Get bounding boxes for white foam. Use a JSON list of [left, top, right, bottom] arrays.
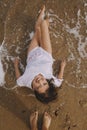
[[84, 12, 87, 24], [0, 59, 5, 86], [84, 3, 87, 7], [0, 44, 5, 86], [68, 52, 75, 61], [29, 31, 34, 40], [82, 84, 87, 88], [48, 8, 87, 88], [49, 8, 87, 60], [65, 9, 87, 59], [65, 80, 87, 88], [15, 46, 21, 54], [1, 4, 87, 89]]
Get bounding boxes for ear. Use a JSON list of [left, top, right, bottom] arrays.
[[32, 87, 37, 91], [32, 87, 34, 90]]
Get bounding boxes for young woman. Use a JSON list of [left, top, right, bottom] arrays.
[[14, 5, 66, 103]]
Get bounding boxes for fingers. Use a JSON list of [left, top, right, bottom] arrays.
[[13, 57, 19, 63]]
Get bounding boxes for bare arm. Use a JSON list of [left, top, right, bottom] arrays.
[[14, 58, 21, 79], [57, 59, 66, 79]]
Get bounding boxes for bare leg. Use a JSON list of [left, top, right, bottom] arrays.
[[35, 5, 45, 29], [27, 30, 39, 55], [30, 111, 38, 130], [40, 19, 52, 54], [42, 112, 51, 130], [27, 5, 45, 55], [36, 18, 49, 48]]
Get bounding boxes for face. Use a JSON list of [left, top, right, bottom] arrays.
[[32, 74, 49, 93]]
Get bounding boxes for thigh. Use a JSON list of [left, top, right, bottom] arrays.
[[40, 20, 52, 54], [27, 32, 39, 55]]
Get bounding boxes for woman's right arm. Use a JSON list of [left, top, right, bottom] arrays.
[[14, 58, 21, 79]]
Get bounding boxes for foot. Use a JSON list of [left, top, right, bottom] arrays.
[[42, 112, 51, 130], [45, 17, 49, 27], [30, 111, 38, 130], [35, 5, 45, 29]]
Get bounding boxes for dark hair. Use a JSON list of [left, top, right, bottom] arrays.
[[34, 79, 58, 103]]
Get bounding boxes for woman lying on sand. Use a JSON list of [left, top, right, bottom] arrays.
[[14, 5, 66, 103]]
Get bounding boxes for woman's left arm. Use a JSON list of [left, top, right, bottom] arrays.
[[57, 59, 66, 79], [14, 58, 21, 79]]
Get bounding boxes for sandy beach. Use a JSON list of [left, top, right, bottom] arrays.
[[0, 0, 87, 130]]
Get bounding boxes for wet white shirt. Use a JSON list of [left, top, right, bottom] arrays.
[[17, 47, 63, 88]]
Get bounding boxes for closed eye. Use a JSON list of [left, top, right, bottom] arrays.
[[43, 83, 48, 86]]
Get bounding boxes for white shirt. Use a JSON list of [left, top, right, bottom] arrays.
[[17, 47, 63, 88]]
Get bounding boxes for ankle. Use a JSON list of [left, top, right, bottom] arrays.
[[31, 128, 38, 130], [42, 125, 48, 130], [31, 125, 38, 130]]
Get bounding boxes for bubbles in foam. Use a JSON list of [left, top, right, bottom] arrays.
[[0, 42, 6, 86], [48, 5, 87, 88], [0, 1, 87, 89], [0, 58, 5, 86]]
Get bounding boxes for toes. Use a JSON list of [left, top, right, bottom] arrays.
[[42, 5, 45, 11], [30, 112, 35, 121], [44, 112, 51, 120], [38, 5, 45, 16], [44, 112, 48, 116], [43, 112, 51, 129], [41, 5, 45, 12], [45, 112, 50, 116], [30, 111, 38, 120], [30, 111, 38, 129], [34, 111, 38, 119]]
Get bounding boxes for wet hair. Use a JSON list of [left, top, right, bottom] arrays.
[[34, 78, 58, 104]]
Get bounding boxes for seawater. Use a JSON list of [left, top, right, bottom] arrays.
[[0, 0, 87, 89]]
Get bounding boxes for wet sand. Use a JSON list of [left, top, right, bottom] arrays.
[[0, 0, 87, 130]]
